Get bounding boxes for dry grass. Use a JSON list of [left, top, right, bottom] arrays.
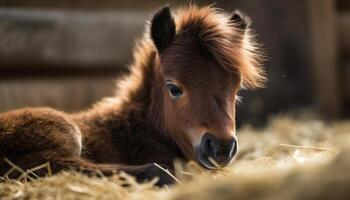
[[1, 114, 350, 200]]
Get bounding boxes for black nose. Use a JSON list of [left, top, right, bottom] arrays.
[[199, 132, 237, 167]]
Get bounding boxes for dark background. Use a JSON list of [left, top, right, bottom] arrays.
[[0, 0, 349, 127]]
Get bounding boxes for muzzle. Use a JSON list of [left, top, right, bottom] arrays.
[[195, 132, 237, 169]]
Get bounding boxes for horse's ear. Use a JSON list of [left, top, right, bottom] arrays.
[[230, 10, 251, 31], [151, 6, 176, 53]]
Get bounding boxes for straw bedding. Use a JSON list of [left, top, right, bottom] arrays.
[[1, 114, 350, 200]]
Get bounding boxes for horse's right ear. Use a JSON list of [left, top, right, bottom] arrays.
[[230, 10, 251, 32], [150, 6, 176, 53]]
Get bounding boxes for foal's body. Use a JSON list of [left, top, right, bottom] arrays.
[[0, 106, 179, 183], [0, 5, 265, 185]]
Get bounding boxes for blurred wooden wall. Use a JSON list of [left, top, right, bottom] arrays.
[[0, 0, 186, 113], [0, 7, 148, 112], [308, 0, 350, 118]]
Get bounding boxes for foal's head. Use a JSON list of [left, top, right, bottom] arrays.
[[149, 6, 265, 169]]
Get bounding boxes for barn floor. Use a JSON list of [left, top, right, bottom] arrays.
[[1, 114, 350, 200]]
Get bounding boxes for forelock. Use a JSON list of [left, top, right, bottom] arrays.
[[172, 5, 266, 89]]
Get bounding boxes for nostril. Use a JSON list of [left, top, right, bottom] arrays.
[[207, 139, 217, 156]]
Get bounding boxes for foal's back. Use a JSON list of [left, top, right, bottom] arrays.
[[0, 108, 82, 176]]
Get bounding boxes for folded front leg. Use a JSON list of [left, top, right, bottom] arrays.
[[51, 157, 175, 186]]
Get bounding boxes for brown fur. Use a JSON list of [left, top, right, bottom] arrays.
[[0, 5, 265, 185]]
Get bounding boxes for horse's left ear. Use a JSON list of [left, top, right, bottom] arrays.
[[230, 10, 251, 31], [151, 6, 176, 53]]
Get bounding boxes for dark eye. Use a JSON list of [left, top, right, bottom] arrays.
[[166, 82, 183, 99]]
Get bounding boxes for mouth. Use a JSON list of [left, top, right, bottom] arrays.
[[195, 150, 217, 169]]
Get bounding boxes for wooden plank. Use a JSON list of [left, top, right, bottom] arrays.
[[344, 62, 350, 103], [0, 9, 148, 69], [339, 13, 350, 57], [308, 0, 340, 118], [0, 75, 117, 112], [0, 0, 186, 10]]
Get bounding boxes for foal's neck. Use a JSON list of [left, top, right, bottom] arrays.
[[73, 49, 182, 166], [76, 50, 163, 130]]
